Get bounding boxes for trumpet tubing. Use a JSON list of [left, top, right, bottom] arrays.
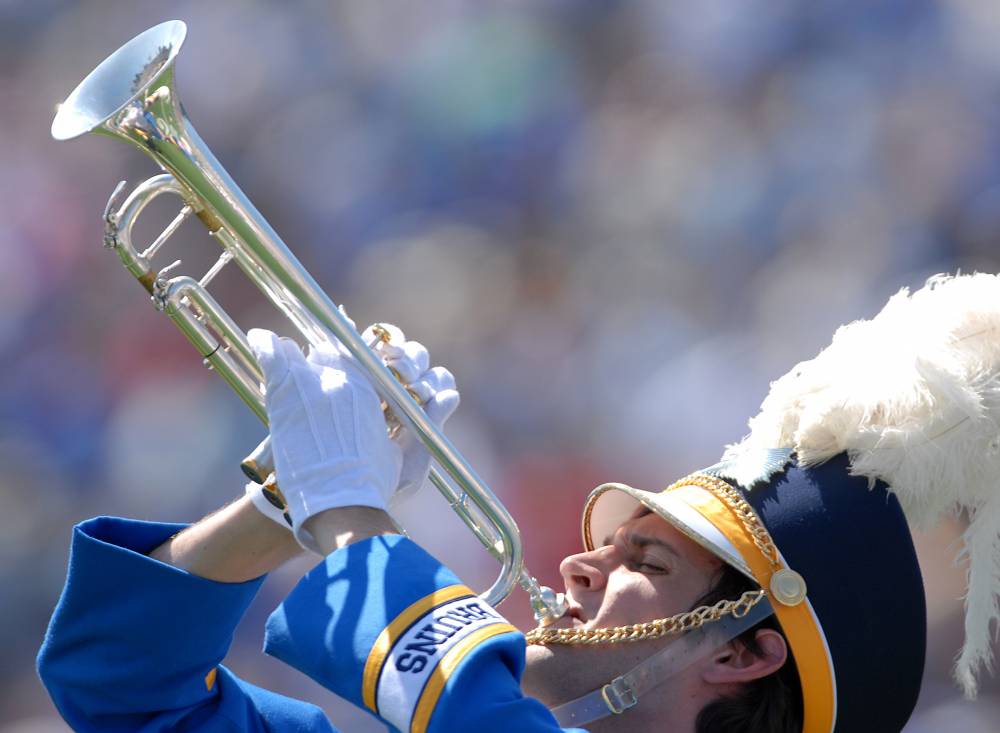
[[52, 20, 565, 624]]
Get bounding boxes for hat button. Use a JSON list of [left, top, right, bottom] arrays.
[[770, 568, 808, 606]]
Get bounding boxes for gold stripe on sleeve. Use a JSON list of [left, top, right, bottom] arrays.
[[410, 622, 520, 733], [362, 584, 475, 712]]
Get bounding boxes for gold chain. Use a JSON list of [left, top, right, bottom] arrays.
[[524, 589, 766, 646], [668, 473, 780, 567]]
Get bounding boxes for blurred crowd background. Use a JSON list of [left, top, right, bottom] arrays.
[[2, 0, 999, 730]]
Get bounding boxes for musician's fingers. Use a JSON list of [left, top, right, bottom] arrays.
[[385, 340, 430, 383], [362, 323, 405, 353], [426, 365, 456, 392], [424, 388, 460, 427], [248, 328, 305, 389], [303, 305, 361, 364], [406, 366, 456, 406]]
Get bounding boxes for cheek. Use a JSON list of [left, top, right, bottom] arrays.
[[596, 572, 670, 626]]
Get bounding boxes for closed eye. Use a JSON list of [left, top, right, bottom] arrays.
[[633, 560, 668, 574], [606, 520, 678, 575]]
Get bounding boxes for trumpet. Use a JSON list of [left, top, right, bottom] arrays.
[[52, 20, 566, 624]]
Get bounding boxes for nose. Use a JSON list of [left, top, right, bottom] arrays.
[[559, 546, 613, 594]]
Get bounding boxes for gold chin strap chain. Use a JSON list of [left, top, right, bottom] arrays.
[[524, 589, 766, 646]]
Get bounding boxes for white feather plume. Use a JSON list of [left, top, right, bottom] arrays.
[[723, 272, 1000, 698]]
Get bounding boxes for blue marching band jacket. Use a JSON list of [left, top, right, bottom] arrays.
[[38, 517, 585, 733]]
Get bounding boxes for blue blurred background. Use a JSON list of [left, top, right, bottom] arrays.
[[2, 1, 999, 730]]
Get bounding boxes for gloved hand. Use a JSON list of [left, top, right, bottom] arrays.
[[358, 323, 460, 502], [248, 328, 402, 552], [245, 322, 461, 534]]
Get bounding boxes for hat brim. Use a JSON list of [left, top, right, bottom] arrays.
[[583, 482, 757, 583]]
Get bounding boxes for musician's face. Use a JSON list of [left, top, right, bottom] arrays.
[[521, 508, 726, 718]]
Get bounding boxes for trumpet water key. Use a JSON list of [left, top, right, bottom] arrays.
[[52, 20, 566, 624]]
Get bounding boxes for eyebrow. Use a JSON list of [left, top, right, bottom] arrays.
[[625, 530, 683, 562], [602, 509, 683, 562]]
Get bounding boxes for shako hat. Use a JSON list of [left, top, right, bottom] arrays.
[[585, 273, 1000, 732]]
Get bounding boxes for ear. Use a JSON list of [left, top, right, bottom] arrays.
[[701, 629, 788, 685]]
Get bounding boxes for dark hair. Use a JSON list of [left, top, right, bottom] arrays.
[[692, 565, 804, 733]]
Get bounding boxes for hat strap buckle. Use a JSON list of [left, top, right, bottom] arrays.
[[600, 676, 638, 715], [550, 595, 775, 726]]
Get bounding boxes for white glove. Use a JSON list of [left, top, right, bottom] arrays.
[[358, 323, 460, 501], [248, 328, 402, 552]]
